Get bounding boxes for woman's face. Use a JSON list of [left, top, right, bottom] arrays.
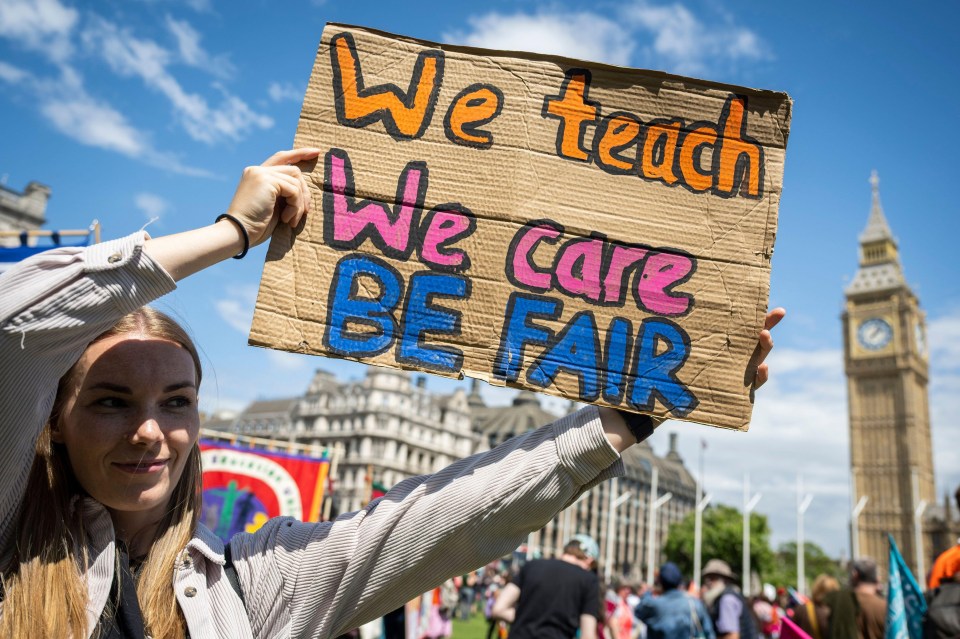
[[53, 333, 200, 529]]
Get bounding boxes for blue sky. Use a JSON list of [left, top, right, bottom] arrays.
[[1, 0, 958, 559]]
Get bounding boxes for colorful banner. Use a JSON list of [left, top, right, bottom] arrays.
[[200, 440, 330, 543], [885, 534, 927, 639]]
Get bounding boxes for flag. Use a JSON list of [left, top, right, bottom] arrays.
[[885, 533, 927, 639], [199, 440, 330, 543], [0, 230, 92, 274], [780, 615, 813, 639]]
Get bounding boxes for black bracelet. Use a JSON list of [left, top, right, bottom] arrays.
[[215, 213, 249, 260], [615, 409, 655, 444]]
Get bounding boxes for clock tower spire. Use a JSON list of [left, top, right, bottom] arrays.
[[843, 171, 934, 579]]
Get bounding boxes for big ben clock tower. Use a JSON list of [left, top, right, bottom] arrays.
[[843, 171, 935, 577]]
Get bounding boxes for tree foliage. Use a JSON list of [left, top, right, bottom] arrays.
[[663, 504, 774, 586], [765, 541, 846, 590]]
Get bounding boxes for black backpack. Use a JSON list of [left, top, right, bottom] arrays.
[[923, 581, 960, 639]]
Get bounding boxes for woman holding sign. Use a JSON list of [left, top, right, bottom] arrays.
[[0, 148, 783, 638]]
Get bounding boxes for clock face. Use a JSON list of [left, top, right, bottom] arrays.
[[857, 318, 893, 351]]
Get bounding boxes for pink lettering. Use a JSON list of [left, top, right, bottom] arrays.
[[636, 252, 694, 316], [555, 237, 604, 302], [420, 208, 473, 269], [602, 245, 648, 305], [512, 224, 561, 289], [327, 150, 425, 255]]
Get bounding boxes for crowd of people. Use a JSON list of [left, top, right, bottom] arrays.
[[414, 495, 960, 639]]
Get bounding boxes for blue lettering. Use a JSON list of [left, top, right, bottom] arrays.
[[528, 311, 601, 401], [602, 317, 632, 403], [493, 293, 561, 382], [398, 272, 469, 372], [324, 255, 402, 356], [628, 318, 698, 416]]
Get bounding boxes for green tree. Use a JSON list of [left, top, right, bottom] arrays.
[[764, 541, 846, 590], [663, 504, 774, 585]]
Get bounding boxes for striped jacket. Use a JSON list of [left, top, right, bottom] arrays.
[[0, 232, 624, 638]]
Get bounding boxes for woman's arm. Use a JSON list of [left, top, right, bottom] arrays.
[[143, 148, 318, 281], [0, 149, 317, 560]]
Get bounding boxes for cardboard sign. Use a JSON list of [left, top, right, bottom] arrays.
[[250, 23, 792, 430]]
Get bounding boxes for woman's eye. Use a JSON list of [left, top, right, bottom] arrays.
[[95, 397, 126, 409], [165, 396, 193, 409]]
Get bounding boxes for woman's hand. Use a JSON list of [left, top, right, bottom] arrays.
[[224, 148, 321, 247], [751, 306, 785, 390], [600, 307, 786, 451], [143, 148, 321, 282]]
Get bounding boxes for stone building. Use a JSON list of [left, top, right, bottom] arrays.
[[210, 368, 697, 581], [469, 383, 697, 581], [0, 177, 50, 246], [209, 366, 479, 515], [843, 171, 939, 578]]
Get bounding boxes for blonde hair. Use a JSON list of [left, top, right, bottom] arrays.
[[1, 308, 203, 639], [810, 574, 840, 605]]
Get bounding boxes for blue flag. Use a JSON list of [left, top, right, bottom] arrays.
[[885, 534, 927, 639]]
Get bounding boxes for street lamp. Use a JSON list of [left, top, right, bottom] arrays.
[[645, 467, 673, 585], [797, 476, 813, 596], [742, 473, 762, 596], [694, 489, 712, 590], [912, 468, 928, 582], [604, 479, 632, 584], [851, 496, 868, 560]]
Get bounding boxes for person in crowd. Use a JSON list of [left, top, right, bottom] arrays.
[[459, 570, 479, 620], [702, 559, 759, 639], [635, 562, 715, 639], [928, 486, 960, 591], [824, 559, 885, 639], [792, 574, 840, 639], [753, 584, 781, 639], [605, 580, 638, 639], [0, 147, 784, 638], [492, 535, 602, 639]]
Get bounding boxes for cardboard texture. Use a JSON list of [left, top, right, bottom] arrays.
[[250, 23, 792, 430]]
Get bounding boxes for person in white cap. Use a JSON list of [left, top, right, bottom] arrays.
[[492, 535, 602, 639]]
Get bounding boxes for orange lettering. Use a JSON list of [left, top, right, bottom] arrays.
[[639, 121, 681, 185], [594, 112, 642, 174], [444, 83, 504, 149], [542, 69, 600, 162], [678, 125, 718, 192], [716, 97, 763, 197], [330, 32, 443, 140]]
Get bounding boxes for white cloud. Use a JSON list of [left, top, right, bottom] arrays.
[[445, 12, 634, 66], [623, 1, 768, 74], [24, 66, 213, 176], [268, 81, 303, 103], [448, 2, 769, 76], [165, 15, 234, 79], [215, 284, 258, 334], [81, 16, 272, 144], [0, 0, 78, 62], [0, 60, 29, 83], [134, 192, 169, 222], [41, 92, 147, 157], [267, 349, 310, 371]]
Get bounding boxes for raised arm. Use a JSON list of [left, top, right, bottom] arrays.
[[143, 148, 318, 281], [0, 149, 318, 558]]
